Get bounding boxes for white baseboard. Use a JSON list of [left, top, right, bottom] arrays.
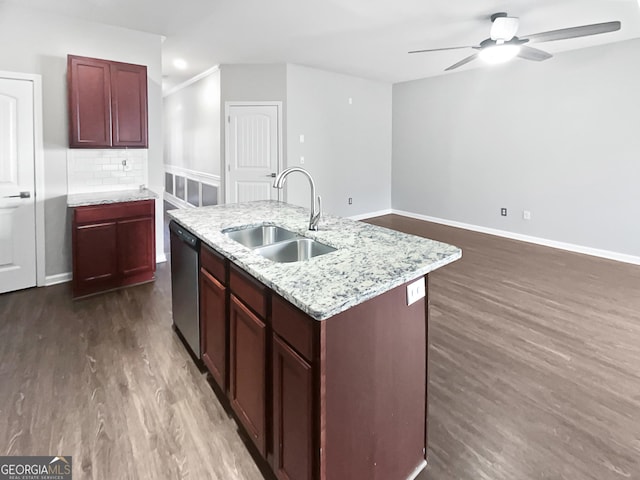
[[348, 209, 393, 221], [45, 272, 72, 286], [391, 209, 640, 266]]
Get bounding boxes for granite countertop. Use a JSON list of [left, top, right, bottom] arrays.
[[67, 188, 158, 207], [168, 201, 462, 321]]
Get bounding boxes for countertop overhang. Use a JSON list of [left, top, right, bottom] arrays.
[[67, 188, 158, 208], [168, 201, 462, 321]]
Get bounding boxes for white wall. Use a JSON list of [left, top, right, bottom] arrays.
[[392, 39, 640, 258], [0, 4, 163, 277], [219, 64, 288, 201], [172, 63, 393, 217], [286, 64, 392, 217], [164, 69, 221, 176]]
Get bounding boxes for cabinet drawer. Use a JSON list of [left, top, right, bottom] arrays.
[[230, 265, 267, 318], [201, 244, 226, 284], [74, 199, 154, 224], [272, 294, 314, 362]]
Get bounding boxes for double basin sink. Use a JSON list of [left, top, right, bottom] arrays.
[[223, 225, 336, 263]]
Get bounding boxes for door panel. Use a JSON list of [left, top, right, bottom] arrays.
[[67, 56, 112, 147], [272, 335, 313, 480], [117, 216, 155, 277], [0, 94, 17, 185], [73, 222, 118, 295], [229, 294, 266, 455], [0, 77, 36, 293], [200, 268, 227, 389], [235, 182, 273, 204], [110, 63, 148, 147], [226, 105, 280, 203]]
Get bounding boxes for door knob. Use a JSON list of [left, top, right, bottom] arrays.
[[3, 191, 30, 199]]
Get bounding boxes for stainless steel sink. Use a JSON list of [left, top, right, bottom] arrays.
[[223, 224, 337, 262], [254, 238, 337, 263], [223, 225, 300, 248]]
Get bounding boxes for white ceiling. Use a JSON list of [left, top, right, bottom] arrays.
[[8, 0, 640, 87]]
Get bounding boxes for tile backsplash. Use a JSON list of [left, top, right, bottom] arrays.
[[67, 149, 148, 194]]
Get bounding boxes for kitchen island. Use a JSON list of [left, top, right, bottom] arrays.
[[168, 200, 461, 480]]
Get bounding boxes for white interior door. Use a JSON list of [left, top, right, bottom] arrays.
[[225, 104, 281, 203], [0, 77, 36, 293]]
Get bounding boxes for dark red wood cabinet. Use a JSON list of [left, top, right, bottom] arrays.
[[272, 334, 313, 480], [68, 54, 148, 148], [229, 293, 267, 456], [189, 241, 429, 480], [199, 245, 227, 389], [74, 221, 118, 291], [72, 200, 155, 297]]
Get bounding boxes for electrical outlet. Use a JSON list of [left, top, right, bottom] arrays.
[[122, 159, 132, 172], [523, 210, 531, 220], [501, 208, 507, 216], [299, 134, 305, 143], [300, 156, 305, 165], [348, 197, 353, 205], [407, 278, 426, 306]]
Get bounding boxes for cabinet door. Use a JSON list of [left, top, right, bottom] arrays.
[[68, 56, 112, 147], [73, 221, 118, 296], [110, 62, 148, 147], [229, 294, 266, 455], [117, 216, 155, 281], [272, 335, 313, 480], [200, 268, 227, 389]]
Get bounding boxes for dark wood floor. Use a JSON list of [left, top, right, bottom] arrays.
[[1, 214, 639, 480], [367, 216, 640, 480]]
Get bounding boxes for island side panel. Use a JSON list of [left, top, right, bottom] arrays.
[[323, 278, 428, 480], [316, 320, 327, 480], [425, 274, 430, 461]]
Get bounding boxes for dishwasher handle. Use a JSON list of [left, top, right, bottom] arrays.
[[169, 221, 199, 249]]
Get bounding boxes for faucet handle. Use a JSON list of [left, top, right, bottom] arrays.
[[309, 195, 322, 231], [310, 195, 322, 230]]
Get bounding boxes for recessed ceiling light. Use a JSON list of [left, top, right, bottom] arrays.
[[173, 58, 188, 70]]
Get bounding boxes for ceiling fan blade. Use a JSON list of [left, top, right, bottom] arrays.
[[517, 45, 553, 62], [491, 16, 519, 41], [445, 53, 478, 71], [409, 46, 473, 54], [523, 21, 621, 43]]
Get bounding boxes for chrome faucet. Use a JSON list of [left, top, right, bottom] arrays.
[[273, 167, 322, 231]]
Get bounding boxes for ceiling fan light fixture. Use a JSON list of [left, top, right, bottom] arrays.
[[478, 44, 521, 64]]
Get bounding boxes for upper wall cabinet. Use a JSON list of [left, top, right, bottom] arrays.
[[67, 55, 148, 148]]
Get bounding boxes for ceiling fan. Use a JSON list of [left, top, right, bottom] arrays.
[[409, 13, 621, 71]]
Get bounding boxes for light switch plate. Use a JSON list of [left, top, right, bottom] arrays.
[[407, 277, 425, 306]]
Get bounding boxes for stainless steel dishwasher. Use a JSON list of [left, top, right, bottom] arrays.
[[169, 220, 200, 358]]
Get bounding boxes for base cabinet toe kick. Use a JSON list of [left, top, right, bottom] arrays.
[[173, 240, 431, 480]]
